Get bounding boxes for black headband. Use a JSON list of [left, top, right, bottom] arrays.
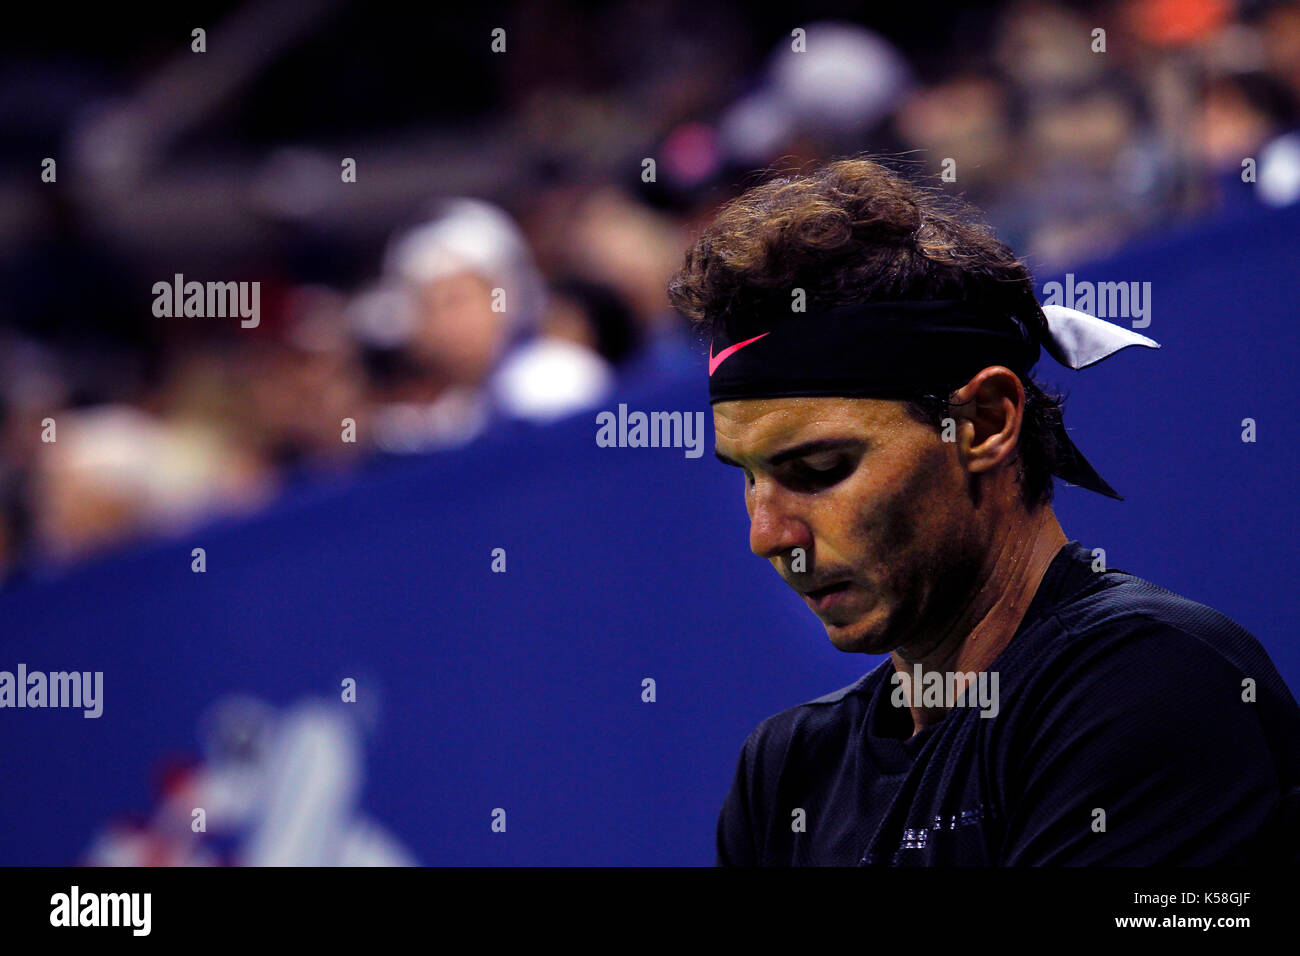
[[706, 298, 1162, 500], [707, 299, 1039, 402]]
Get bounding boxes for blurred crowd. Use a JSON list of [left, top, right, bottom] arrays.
[[2, 0, 1298, 579]]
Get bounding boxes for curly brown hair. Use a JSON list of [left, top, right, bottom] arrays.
[[667, 156, 1065, 508]]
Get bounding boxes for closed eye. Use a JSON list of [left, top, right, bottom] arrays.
[[801, 456, 843, 473], [786, 456, 852, 489]]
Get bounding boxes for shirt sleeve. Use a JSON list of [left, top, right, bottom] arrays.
[[716, 734, 759, 867], [996, 621, 1286, 865]]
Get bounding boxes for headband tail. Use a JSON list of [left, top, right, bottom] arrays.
[[1039, 304, 1160, 370], [1049, 424, 1123, 500]]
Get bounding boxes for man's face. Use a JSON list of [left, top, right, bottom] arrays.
[[713, 396, 988, 654], [411, 270, 505, 385]]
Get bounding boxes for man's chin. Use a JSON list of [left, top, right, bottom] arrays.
[[821, 610, 893, 654]]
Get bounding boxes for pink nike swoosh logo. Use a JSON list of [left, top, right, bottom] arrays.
[[708, 333, 770, 376]]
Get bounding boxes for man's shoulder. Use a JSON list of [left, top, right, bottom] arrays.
[[1062, 558, 1234, 625], [741, 662, 887, 757], [1010, 560, 1300, 738], [1047, 560, 1270, 672]]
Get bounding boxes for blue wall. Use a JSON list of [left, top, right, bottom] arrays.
[[2, 205, 1297, 865]]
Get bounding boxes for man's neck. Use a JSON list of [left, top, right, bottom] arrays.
[[892, 506, 1068, 737]]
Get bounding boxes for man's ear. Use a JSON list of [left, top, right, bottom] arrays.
[[950, 367, 1024, 478]]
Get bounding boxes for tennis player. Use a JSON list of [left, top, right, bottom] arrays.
[[668, 157, 1300, 865]]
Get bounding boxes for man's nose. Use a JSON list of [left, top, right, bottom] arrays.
[[748, 485, 812, 560]]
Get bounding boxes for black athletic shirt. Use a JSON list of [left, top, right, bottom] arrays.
[[716, 540, 1300, 865]]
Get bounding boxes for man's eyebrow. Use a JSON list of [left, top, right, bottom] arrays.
[[713, 438, 865, 468]]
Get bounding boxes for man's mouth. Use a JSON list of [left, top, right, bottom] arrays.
[[802, 581, 849, 598], [801, 580, 852, 611]]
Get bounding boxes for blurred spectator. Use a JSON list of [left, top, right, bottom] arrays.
[[541, 276, 642, 368], [362, 198, 612, 453], [530, 185, 698, 380], [1195, 71, 1300, 208], [30, 405, 272, 564]]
